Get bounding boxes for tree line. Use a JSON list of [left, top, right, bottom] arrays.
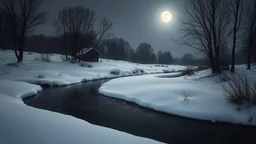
[[23, 35, 179, 65], [0, 0, 177, 65], [181, 0, 256, 73], [0, 0, 112, 62]]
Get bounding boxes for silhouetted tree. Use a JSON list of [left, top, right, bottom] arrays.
[[0, 8, 12, 49], [94, 18, 113, 48], [25, 34, 64, 54], [54, 6, 96, 60], [157, 51, 163, 64], [98, 37, 135, 61], [229, 0, 245, 73], [157, 51, 173, 64], [245, 0, 256, 70], [136, 43, 154, 64], [1, 0, 47, 62], [181, 0, 230, 73]]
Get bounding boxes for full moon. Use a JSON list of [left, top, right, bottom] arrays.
[[161, 11, 172, 23]]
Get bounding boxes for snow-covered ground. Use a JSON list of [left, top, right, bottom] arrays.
[[99, 67, 256, 126], [0, 50, 190, 144], [0, 81, 162, 144], [0, 50, 186, 86]]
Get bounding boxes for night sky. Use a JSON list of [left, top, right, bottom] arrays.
[[38, 0, 193, 57]]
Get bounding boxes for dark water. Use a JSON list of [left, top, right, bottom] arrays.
[[23, 79, 256, 144]]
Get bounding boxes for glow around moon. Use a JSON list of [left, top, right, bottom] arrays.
[[161, 11, 172, 23]]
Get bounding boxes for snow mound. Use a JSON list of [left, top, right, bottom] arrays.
[[99, 70, 256, 126], [0, 81, 162, 144]]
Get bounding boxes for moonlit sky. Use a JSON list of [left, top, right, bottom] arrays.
[[38, 0, 194, 57]]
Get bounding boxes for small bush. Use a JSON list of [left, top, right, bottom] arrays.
[[196, 65, 209, 71], [182, 67, 195, 76], [36, 74, 45, 79], [110, 69, 120, 75], [183, 93, 192, 101], [133, 68, 144, 74], [28, 52, 33, 55], [218, 70, 256, 107], [6, 63, 19, 67], [162, 69, 171, 73], [219, 74, 231, 83], [80, 63, 92, 68]]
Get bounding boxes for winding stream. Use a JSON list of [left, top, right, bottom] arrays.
[[23, 78, 256, 144]]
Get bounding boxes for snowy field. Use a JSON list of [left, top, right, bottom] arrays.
[[99, 68, 256, 126], [0, 50, 170, 144], [0, 50, 186, 86], [0, 81, 162, 144]]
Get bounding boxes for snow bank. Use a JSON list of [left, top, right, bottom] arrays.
[[0, 81, 162, 144], [99, 70, 256, 126], [0, 50, 186, 86]]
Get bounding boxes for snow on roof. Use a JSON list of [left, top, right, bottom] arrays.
[[77, 48, 101, 56]]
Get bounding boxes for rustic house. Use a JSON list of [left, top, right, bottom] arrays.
[[77, 48, 101, 62]]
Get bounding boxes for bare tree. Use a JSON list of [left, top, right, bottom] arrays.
[[94, 18, 113, 48], [246, 0, 256, 70], [136, 43, 154, 64], [0, 8, 11, 49], [1, 0, 47, 62], [180, 0, 230, 73], [54, 6, 96, 60], [229, 0, 244, 73]]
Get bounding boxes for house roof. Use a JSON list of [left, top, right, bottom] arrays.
[[77, 48, 101, 56]]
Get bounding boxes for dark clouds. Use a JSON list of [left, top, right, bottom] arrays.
[[37, 0, 194, 57]]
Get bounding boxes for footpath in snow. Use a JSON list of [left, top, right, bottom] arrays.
[[99, 68, 256, 126]]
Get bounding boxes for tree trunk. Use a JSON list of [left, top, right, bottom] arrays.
[[17, 49, 23, 63], [209, 56, 216, 73], [247, 35, 253, 70], [231, 16, 238, 73], [17, 31, 25, 63], [63, 32, 68, 60], [231, 39, 236, 73]]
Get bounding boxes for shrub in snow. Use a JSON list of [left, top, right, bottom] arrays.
[[6, 63, 19, 67], [80, 63, 93, 68], [28, 52, 33, 55], [218, 70, 256, 107], [162, 69, 171, 73], [133, 68, 144, 75], [183, 93, 192, 101], [219, 74, 231, 83], [181, 67, 195, 76], [196, 65, 209, 71], [36, 74, 45, 79], [110, 69, 120, 75]]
